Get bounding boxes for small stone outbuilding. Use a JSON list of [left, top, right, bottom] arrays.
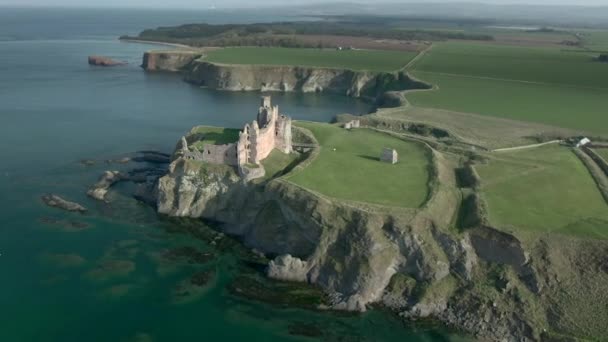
[[576, 137, 591, 148], [381, 148, 398, 164], [344, 119, 361, 130]]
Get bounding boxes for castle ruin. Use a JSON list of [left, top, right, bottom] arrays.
[[180, 96, 292, 180]]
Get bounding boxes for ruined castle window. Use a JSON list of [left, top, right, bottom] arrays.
[[207, 150, 211, 154]]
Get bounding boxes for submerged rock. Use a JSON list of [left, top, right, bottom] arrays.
[[39, 252, 87, 268], [41, 194, 87, 213], [84, 260, 136, 282], [39, 217, 90, 232], [170, 270, 215, 304]]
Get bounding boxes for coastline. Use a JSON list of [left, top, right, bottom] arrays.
[[119, 38, 195, 50]]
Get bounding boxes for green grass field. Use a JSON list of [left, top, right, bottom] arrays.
[[190, 126, 240, 149], [407, 42, 608, 134], [412, 42, 608, 88], [287, 122, 430, 207], [205, 47, 417, 72], [261, 149, 299, 180], [594, 148, 608, 161], [476, 145, 608, 239], [581, 30, 608, 51], [407, 72, 608, 134]]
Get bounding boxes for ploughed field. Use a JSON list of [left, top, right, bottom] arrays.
[[407, 42, 608, 134], [287, 122, 430, 208], [204, 47, 417, 72], [475, 145, 608, 239]]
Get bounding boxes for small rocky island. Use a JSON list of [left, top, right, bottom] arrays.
[[88, 55, 127, 67]]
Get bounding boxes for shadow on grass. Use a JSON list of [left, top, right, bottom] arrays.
[[358, 154, 380, 162]]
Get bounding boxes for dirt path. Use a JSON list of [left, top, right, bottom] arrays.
[[410, 70, 608, 92], [404, 44, 433, 70], [492, 140, 562, 153]]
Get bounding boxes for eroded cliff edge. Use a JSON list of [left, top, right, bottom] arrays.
[[155, 124, 608, 341], [142, 50, 431, 107]]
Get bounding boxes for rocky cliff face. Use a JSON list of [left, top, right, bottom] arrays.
[[184, 61, 429, 105], [140, 51, 430, 106], [157, 144, 608, 340], [142, 51, 202, 72]]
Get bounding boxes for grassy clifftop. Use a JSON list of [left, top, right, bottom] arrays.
[[204, 47, 418, 72], [287, 122, 431, 208]]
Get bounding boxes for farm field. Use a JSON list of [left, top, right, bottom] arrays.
[[287, 122, 430, 207], [406, 72, 608, 134], [411, 42, 608, 88], [580, 30, 608, 51], [475, 145, 608, 239], [204, 47, 418, 72], [406, 42, 608, 134]]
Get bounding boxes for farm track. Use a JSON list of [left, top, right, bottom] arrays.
[[403, 44, 434, 70], [492, 140, 562, 152], [409, 70, 608, 91]]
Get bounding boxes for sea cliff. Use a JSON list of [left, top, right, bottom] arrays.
[[142, 51, 431, 106]]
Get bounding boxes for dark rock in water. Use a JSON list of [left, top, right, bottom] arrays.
[[227, 275, 328, 310], [161, 246, 215, 265], [80, 159, 96, 167], [87, 171, 125, 202], [132, 152, 171, 164], [171, 270, 216, 304], [41, 194, 87, 213], [190, 270, 215, 286], [287, 322, 324, 338], [105, 157, 131, 164], [88, 55, 127, 67], [137, 150, 171, 157], [84, 260, 136, 282]]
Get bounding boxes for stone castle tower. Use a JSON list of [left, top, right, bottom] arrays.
[[237, 96, 292, 166]]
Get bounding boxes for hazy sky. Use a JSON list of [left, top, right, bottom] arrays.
[[2, 0, 608, 8]]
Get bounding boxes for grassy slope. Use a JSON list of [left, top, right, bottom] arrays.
[[476, 145, 608, 239], [407, 42, 608, 134], [408, 72, 608, 134], [261, 149, 299, 180], [205, 47, 417, 72], [288, 122, 430, 207], [190, 126, 240, 148], [594, 148, 608, 161]]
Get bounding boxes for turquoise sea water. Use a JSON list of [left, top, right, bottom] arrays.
[[0, 8, 467, 341]]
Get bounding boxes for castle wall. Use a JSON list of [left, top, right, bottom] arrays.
[[250, 119, 277, 164], [275, 115, 293, 153], [201, 143, 238, 166]]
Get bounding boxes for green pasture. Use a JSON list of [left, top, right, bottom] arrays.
[[580, 30, 608, 51], [261, 149, 299, 180], [405, 42, 608, 134], [407, 72, 608, 135], [476, 145, 608, 239], [411, 42, 608, 88], [287, 122, 431, 207], [190, 126, 240, 149], [205, 47, 417, 72]]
